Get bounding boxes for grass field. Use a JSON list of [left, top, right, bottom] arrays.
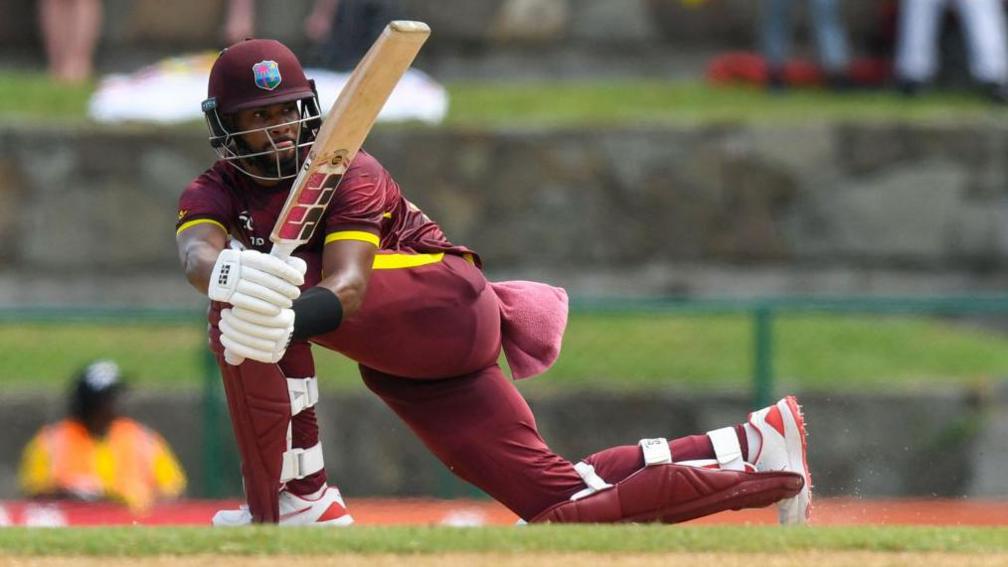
[[444, 80, 1006, 126], [0, 525, 1005, 555], [1, 70, 1005, 126], [2, 312, 1007, 392]]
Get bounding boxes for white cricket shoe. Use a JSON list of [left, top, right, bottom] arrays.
[[212, 485, 354, 526], [748, 395, 812, 525]]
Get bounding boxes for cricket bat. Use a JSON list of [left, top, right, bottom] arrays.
[[224, 21, 429, 365], [270, 20, 431, 258]]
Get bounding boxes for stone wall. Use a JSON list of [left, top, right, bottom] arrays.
[[0, 388, 1002, 500], [2, 122, 1008, 307]]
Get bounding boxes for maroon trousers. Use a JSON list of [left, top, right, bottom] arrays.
[[312, 253, 720, 520], [212, 252, 726, 521]]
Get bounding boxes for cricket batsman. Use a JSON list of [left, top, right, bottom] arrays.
[[175, 37, 812, 525]]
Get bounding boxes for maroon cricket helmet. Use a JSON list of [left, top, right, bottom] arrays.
[[207, 38, 315, 113], [201, 39, 323, 181]]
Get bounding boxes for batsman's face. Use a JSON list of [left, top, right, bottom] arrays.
[[234, 102, 301, 163]]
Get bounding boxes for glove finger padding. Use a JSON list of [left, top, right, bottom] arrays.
[[240, 250, 305, 286], [228, 292, 283, 316], [228, 306, 295, 328], [239, 266, 301, 301], [234, 278, 294, 308], [284, 256, 308, 279], [220, 316, 283, 353], [223, 348, 245, 366], [221, 334, 281, 364], [222, 308, 294, 341]]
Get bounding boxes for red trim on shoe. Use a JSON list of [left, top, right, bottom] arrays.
[[765, 405, 786, 437], [316, 502, 349, 523], [784, 395, 812, 520]]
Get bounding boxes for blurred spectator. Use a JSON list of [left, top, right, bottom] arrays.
[[223, 0, 255, 45], [895, 0, 1008, 102], [304, 0, 400, 71], [223, 0, 399, 70], [17, 360, 186, 512], [760, 0, 852, 89], [38, 0, 102, 83]]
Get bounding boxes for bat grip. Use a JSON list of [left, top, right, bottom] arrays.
[[270, 241, 298, 260]]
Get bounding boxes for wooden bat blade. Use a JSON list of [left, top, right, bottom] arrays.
[[270, 20, 431, 255]]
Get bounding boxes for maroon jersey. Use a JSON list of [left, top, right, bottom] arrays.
[[176, 150, 478, 285]]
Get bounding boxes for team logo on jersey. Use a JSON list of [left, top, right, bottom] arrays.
[[238, 210, 254, 232], [252, 60, 282, 91]]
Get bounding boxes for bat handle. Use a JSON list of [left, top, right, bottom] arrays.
[[270, 241, 298, 260]]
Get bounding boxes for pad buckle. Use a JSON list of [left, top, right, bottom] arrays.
[[280, 442, 324, 482], [569, 461, 613, 501], [639, 438, 673, 466], [287, 377, 319, 416], [707, 427, 746, 472]]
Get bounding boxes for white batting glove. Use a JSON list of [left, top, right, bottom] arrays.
[[208, 249, 307, 315], [220, 306, 295, 365]]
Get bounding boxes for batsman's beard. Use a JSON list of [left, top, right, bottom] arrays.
[[239, 140, 302, 180]]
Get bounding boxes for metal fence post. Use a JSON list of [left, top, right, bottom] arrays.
[[753, 306, 775, 408], [201, 347, 224, 498]]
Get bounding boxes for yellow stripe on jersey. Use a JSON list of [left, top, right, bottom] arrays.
[[382, 212, 392, 219], [176, 218, 227, 237], [372, 252, 444, 270], [325, 230, 380, 247]]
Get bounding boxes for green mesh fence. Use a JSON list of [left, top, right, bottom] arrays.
[[5, 296, 1008, 496]]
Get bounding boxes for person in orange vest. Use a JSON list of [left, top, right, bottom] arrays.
[[17, 360, 187, 512]]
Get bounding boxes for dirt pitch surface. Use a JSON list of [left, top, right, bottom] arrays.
[[2, 552, 1007, 567]]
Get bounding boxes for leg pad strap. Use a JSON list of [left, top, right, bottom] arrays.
[[639, 438, 672, 466], [287, 376, 319, 416], [707, 427, 746, 471], [281, 442, 324, 482], [569, 461, 613, 501]]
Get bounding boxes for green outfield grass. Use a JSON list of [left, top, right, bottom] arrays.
[[444, 80, 1005, 126], [2, 313, 1007, 392], [0, 70, 1003, 125], [0, 525, 1005, 555], [0, 71, 94, 120]]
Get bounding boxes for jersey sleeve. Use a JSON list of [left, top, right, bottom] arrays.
[[175, 175, 233, 238], [322, 153, 388, 248]]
